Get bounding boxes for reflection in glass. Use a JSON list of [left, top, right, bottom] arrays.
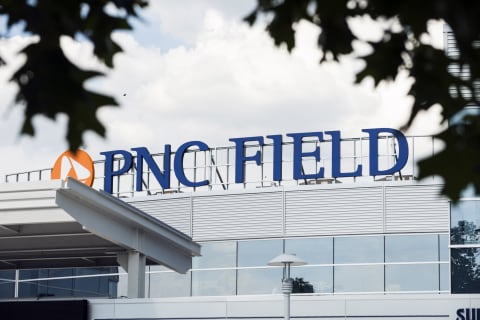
[[19, 269, 47, 298], [149, 266, 190, 298], [192, 269, 236, 296], [385, 234, 438, 262], [439, 234, 449, 261], [291, 266, 332, 293], [238, 239, 283, 267], [334, 265, 383, 293], [73, 267, 118, 297], [237, 268, 282, 295], [451, 248, 480, 293], [285, 237, 333, 265], [451, 201, 480, 245], [19, 269, 74, 297], [0, 270, 15, 298], [47, 269, 74, 297], [440, 263, 449, 292], [385, 264, 438, 292], [18, 268, 117, 298], [334, 236, 383, 263], [116, 267, 128, 298], [193, 241, 236, 269]]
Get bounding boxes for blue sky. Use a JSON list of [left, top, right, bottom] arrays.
[[0, 1, 444, 180]]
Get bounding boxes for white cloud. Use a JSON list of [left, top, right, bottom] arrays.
[[142, 0, 256, 46], [0, 5, 444, 180]]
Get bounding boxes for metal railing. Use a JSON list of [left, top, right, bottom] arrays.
[[5, 134, 440, 198]]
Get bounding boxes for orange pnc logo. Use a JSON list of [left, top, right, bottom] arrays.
[[51, 150, 95, 187]]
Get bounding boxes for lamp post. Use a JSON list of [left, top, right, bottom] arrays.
[[268, 253, 307, 320]]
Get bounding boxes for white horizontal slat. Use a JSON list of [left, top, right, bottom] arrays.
[[130, 197, 191, 236], [0, 208, 74, 224], [0, 190, 57, 201], [192, 191, 283, 241], [0, 181, 60, 211], [285, 186, 384, 237], [385, 185, 449, 233], [127, 182, 450, 242]]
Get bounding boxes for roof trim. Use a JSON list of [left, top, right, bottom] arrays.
[[55, 178, 200, 273]]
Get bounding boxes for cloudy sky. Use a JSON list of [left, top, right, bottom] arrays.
[[0, 1, 444, 180]]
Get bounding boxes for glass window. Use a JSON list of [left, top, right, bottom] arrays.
[[439, 234, 449, 261], [193, 241, 236, 269], [18, 269, 47, 298], [291, 266, 332, 293], [238, 239, 283, 267], [451, 248, 480, 293], [451, 200, 480, 245], [285, 237, 333, 265], [192, 269, 236, 296], [0, 270, 15, 298], [334, 265, 384, 293], [334, 236, 383, 264], [20, 268, 75, 297], [385, 264, 439, 292], [46, 268, 74, 297], [73, 267, 118, 297], [440, 263, 449, 292], [385, 234, 438, 262], [237, 268, 282, 295], [149, 266, 191, 298]]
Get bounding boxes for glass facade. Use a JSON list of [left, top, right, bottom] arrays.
[[450, 199, 480, 293], [0, 233, 451, 298], [0, 267, 118, 299], [143, 234, 449, 297]]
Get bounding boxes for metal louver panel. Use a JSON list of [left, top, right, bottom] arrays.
[[445, 27, 480, 101], [384, 185, 449, 233], [126, 182, 449, 242], [192, 191, 283, 241], [285, 187, 384, 237], [129, 197, 192, 236]]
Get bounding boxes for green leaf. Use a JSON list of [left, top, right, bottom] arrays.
[[418, 121, 480, 202], [356, 32, 407, 85], [2, 0, 146, 151], [10, 40, 118, 149], [405, 45, 467, 128]]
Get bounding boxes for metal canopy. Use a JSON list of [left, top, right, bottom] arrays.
[[0, 178, 201, 272]]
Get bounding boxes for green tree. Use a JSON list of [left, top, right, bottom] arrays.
[[292, 277, 314, 293], [450, 221, 480, 293], [0, 0, 147, 150], [245, 0, 480, 201]]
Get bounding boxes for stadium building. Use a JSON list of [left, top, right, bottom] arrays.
[[1, 28, 480, 320], [1, 125, 480, 320]]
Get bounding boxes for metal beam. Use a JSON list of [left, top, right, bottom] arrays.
[[56, 178, 201, 273]]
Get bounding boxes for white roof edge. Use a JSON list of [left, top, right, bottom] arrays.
[[69, 178, 192, 241], [55, 178, 200, 272], [65, 178, 198, 248], [0, 179, 64, 192]]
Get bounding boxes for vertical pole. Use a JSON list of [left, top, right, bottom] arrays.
[[14, 269, 19, 298], [284, 287, 290, 320], [282, 263, 293, 320], [127, 250, 146, 298]]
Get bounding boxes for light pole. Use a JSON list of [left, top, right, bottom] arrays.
[[268, 253, 307, 320]]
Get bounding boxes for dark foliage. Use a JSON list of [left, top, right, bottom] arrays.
[[246, 0, 480, 201], [0, 0, 148, 150], [1, 1, 479, 201]]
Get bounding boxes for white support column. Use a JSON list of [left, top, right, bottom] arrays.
[[118, 251, 146, 298]]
